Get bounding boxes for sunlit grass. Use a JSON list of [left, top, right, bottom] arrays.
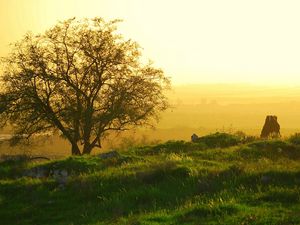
[[1, 133, 300, 224]]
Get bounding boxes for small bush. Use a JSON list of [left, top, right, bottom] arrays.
[[288, 133, 300, 145], [135, 140, 206, 155], [178, 204, 239, 223], [0, 155, 30, 178], [195, 132, 241, 148], [239, 140, 300, 160], [136, 161, 176, 184], [34, 156, 103, 175], [258, 188, 300, 203], [135, 161, 194, 184], [165, 153, 193, 163], [220, 164, 245, 178], [234, 131, 258, 143], [171, 166, 193, 178]]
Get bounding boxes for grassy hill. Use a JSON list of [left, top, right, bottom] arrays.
[[1, 133, 300, 225]]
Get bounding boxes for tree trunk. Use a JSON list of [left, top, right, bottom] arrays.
[[71, 143, 81, 155], [82, 143, 93, 155]]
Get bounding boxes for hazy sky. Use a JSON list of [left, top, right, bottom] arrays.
[[1, 0, 300, 84]]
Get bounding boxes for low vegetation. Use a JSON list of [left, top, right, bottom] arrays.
[[0, 132, 300, 225]]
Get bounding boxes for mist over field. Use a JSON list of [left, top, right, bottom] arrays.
[[161, 83, 300, 135], [2, 83, 300, 156]]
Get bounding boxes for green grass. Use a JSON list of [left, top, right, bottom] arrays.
[[1, 133, 300, 225]]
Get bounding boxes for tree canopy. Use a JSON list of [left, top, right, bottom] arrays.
[[0, 17, 170, 155]]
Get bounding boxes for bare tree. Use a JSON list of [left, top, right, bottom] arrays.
[[0, 17, 170, 155]]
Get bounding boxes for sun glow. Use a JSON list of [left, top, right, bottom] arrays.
[[1, 0, 300, 85]]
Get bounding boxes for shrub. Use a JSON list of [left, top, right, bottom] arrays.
[[0, 155, 29, 179], [288, 133, 300, 145], [195, 132, 241, 148], [258, 187, 300, 203], [135, 140, 206, 155], [234, 131, 258, 143], [170, 166, 194, 178], [178, 204, 239, 223], [239, 140, 300, 160]]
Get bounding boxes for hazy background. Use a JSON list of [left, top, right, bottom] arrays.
[[2, 83, 300, 156], [1, 0, 300, 155]]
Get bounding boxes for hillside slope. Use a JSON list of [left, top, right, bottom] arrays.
[[1, 133, 300, 225]]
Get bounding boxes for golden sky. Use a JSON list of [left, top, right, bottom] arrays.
[[1, 0, 300, 85]]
